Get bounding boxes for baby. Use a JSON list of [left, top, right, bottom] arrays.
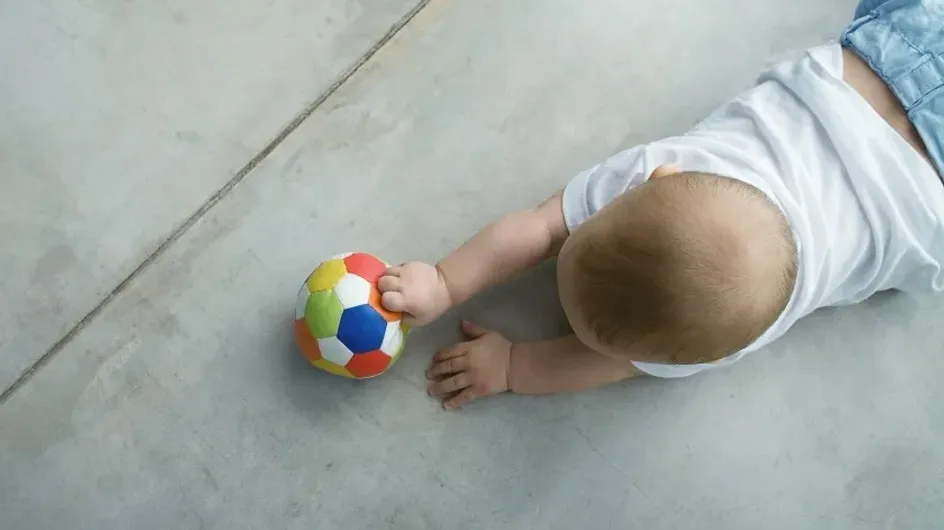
[[380, 0, 944, 409]]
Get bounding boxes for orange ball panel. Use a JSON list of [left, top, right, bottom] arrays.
[[294, 319, 322, 362], [368, 286, 401, 323]]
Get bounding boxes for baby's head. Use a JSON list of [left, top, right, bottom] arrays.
[[557, 166, 797, 364]]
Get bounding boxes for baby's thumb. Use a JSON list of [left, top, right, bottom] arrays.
[[460, 320, 490, 340], [381, 291, 408, 313], [382, 291, 423, 328]]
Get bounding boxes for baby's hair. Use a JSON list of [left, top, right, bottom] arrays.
[[572, 171, 797, 364]]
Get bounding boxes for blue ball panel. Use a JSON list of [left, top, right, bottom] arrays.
[[337, 305, 387, 354]]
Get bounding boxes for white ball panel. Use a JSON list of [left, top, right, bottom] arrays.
[[334, 274, 372, 309], [331, 252, 353, 260], [380, 322, 403, 357], [295, 283, 309, 319], [317, 336, 354, 365]]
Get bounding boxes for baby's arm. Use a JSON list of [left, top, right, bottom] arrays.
[[510, 335, 641, 394], [426, 323, 641, 409], [380, 192, 568, 325], [439, 192, 568, 304]]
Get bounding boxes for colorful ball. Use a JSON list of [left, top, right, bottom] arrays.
[[294, 252, 408, 379]]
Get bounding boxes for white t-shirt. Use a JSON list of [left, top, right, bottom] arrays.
[[562, 43, 944, 378]]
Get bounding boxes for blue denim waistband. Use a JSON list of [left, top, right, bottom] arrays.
[[842, 0, 944, 176]]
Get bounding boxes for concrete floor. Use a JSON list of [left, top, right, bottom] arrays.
[[2, 0, 942, 528]]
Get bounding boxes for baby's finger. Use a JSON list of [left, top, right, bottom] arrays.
[[427, 355, 468, 379], [427, 373, 469, 396], [381, 291, 408, 313], [432, 344, 466, 363], [443, 388, 478, 410], [384, 265, 403, 277], [459, 320, 491, 340], [438, 390, 461, 405], [377, 275, 401, 293]]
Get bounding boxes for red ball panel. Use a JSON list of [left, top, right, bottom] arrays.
[[343, 253, 387, 284], [346, 350, 392, 378]]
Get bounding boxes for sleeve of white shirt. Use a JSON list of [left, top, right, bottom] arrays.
[[560, 144, 721, 379], [561, 145, 652, 232]]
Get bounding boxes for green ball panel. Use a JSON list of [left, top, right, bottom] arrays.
[[305, 290, 343, 338], [391, 324, 409, 363]]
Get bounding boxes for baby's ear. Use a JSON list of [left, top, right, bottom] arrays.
[[649, 164, 681, 180]]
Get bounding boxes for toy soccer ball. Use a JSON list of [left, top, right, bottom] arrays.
[[294, 252, 408, 379]]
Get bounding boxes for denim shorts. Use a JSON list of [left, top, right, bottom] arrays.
[[842, 0, 944, 176]]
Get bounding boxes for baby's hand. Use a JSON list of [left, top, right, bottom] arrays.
[[426, 320, 511, 409], [378, 261, 452, 326]]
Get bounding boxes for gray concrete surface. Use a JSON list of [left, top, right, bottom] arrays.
[[3, 0, 943, 528], [0, 0, 422, 389]]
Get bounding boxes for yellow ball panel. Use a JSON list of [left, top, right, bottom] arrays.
[[311, 358, 355, 378], [307, 259, 347, 292]]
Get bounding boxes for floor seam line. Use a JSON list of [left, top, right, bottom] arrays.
[[0, 0, 432, 405]]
